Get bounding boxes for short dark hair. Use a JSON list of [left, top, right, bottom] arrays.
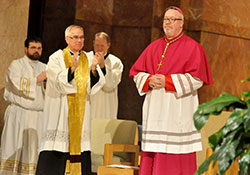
[[24, 36, 42, 48]]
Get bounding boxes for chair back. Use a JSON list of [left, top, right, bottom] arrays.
[[91, 118, 138, 173]]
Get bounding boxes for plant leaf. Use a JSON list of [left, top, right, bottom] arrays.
[[207, 128, 242, 174], [217, 136, 241, 174], [198, 93, 243, 114], [242, 109, 250, 131], [209, 130, 222, 150], [195, 153, 217, 175], [239, 149, 250, 175], [196, 126, 244, 175], [241, 91, 250, 99], [221, 110, 243, 137], [246, 98, 250, 104], [193, 112, 210, 131], [195, 78, 250, 175], [241, 76, 250, 83], [193, 93, 246, 130]]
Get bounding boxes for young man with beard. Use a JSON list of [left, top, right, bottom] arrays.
[[0, 36, 47, 175], [129, 6, 213, 175]]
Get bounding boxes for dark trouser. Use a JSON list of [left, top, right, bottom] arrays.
[[36, 150, 91, 175]]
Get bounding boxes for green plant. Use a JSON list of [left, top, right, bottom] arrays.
[[193, 78, 250, 175]]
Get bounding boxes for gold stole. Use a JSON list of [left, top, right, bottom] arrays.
[[63, 47, 89, 175]]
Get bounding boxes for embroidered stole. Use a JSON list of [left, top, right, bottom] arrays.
[[63, 47, 89, 175]]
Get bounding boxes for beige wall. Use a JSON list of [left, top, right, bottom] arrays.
[[0, 0, 30, 135]]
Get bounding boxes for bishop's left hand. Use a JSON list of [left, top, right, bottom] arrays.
[[149, 74, 165, 89]]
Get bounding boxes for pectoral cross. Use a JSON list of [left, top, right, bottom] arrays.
[[157, 55, 165, 71], [157, 33, 183, 72], [157, 42, 169, 71]]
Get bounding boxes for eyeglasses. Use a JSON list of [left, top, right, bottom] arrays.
[[67, 35, 84, 41], [28, 46, 42, 50], [163, 18, 182, 23]]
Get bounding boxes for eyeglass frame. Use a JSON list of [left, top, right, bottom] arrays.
[[67, 35, 85, 40], [163, 17, 183, 23]]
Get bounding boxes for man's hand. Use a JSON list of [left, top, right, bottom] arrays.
[[149, 74, 165, 89], [91, 52, 105, 76], [95, 52, 105, 68], [71, 52, 78, 73], [37, 71, 47, 83], [91, 56, 98, 76]]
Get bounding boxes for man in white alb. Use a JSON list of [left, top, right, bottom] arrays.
[[0, 36, 46, 175], [86, 32, 123, 119], [36, 25, 106, 175]]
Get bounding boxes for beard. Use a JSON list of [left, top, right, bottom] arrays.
[[27, 52, 41, 60]]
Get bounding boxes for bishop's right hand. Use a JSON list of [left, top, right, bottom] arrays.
[[149, 74, 165, 89], [71, 52, 78, 73]]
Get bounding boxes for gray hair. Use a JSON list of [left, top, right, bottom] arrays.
[[94, 32, 110, 43], [164, 6, 184, 20], [65, 25, 84, 37]]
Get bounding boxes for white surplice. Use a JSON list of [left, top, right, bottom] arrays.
[[40, 50, 105, 153], [134, 72, 203, 154], [0, 56, 46, 175], [86, 51, 123, 119]]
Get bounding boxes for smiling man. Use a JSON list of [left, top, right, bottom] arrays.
[[129, 6, 213, 175], [36, 25, 106, 175], [86, 32, 123, 120]]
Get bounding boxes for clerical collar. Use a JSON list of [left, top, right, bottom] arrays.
[[165, 32, 183, 43], [93, 51, 109, 59], [69, 50, 82, 56], [25, 55, 39, 63]]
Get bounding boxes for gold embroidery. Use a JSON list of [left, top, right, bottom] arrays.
[[19, 77, 30, 97], [0, 159, 36, 174]]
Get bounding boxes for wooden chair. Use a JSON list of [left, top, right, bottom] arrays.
[[91, 118, 139, 174], [97, 144, 139, 175], [97, 121, 139, 175], [205, 148, 239, 175]]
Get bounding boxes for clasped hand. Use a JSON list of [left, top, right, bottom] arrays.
[[149, 74, 165, 89], [91, 52, 105, 71], [71, 52, 78, 73]]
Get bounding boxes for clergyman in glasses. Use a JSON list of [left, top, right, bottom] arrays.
[[129, 6, 213, 175], [36, 25, 105, 175]]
